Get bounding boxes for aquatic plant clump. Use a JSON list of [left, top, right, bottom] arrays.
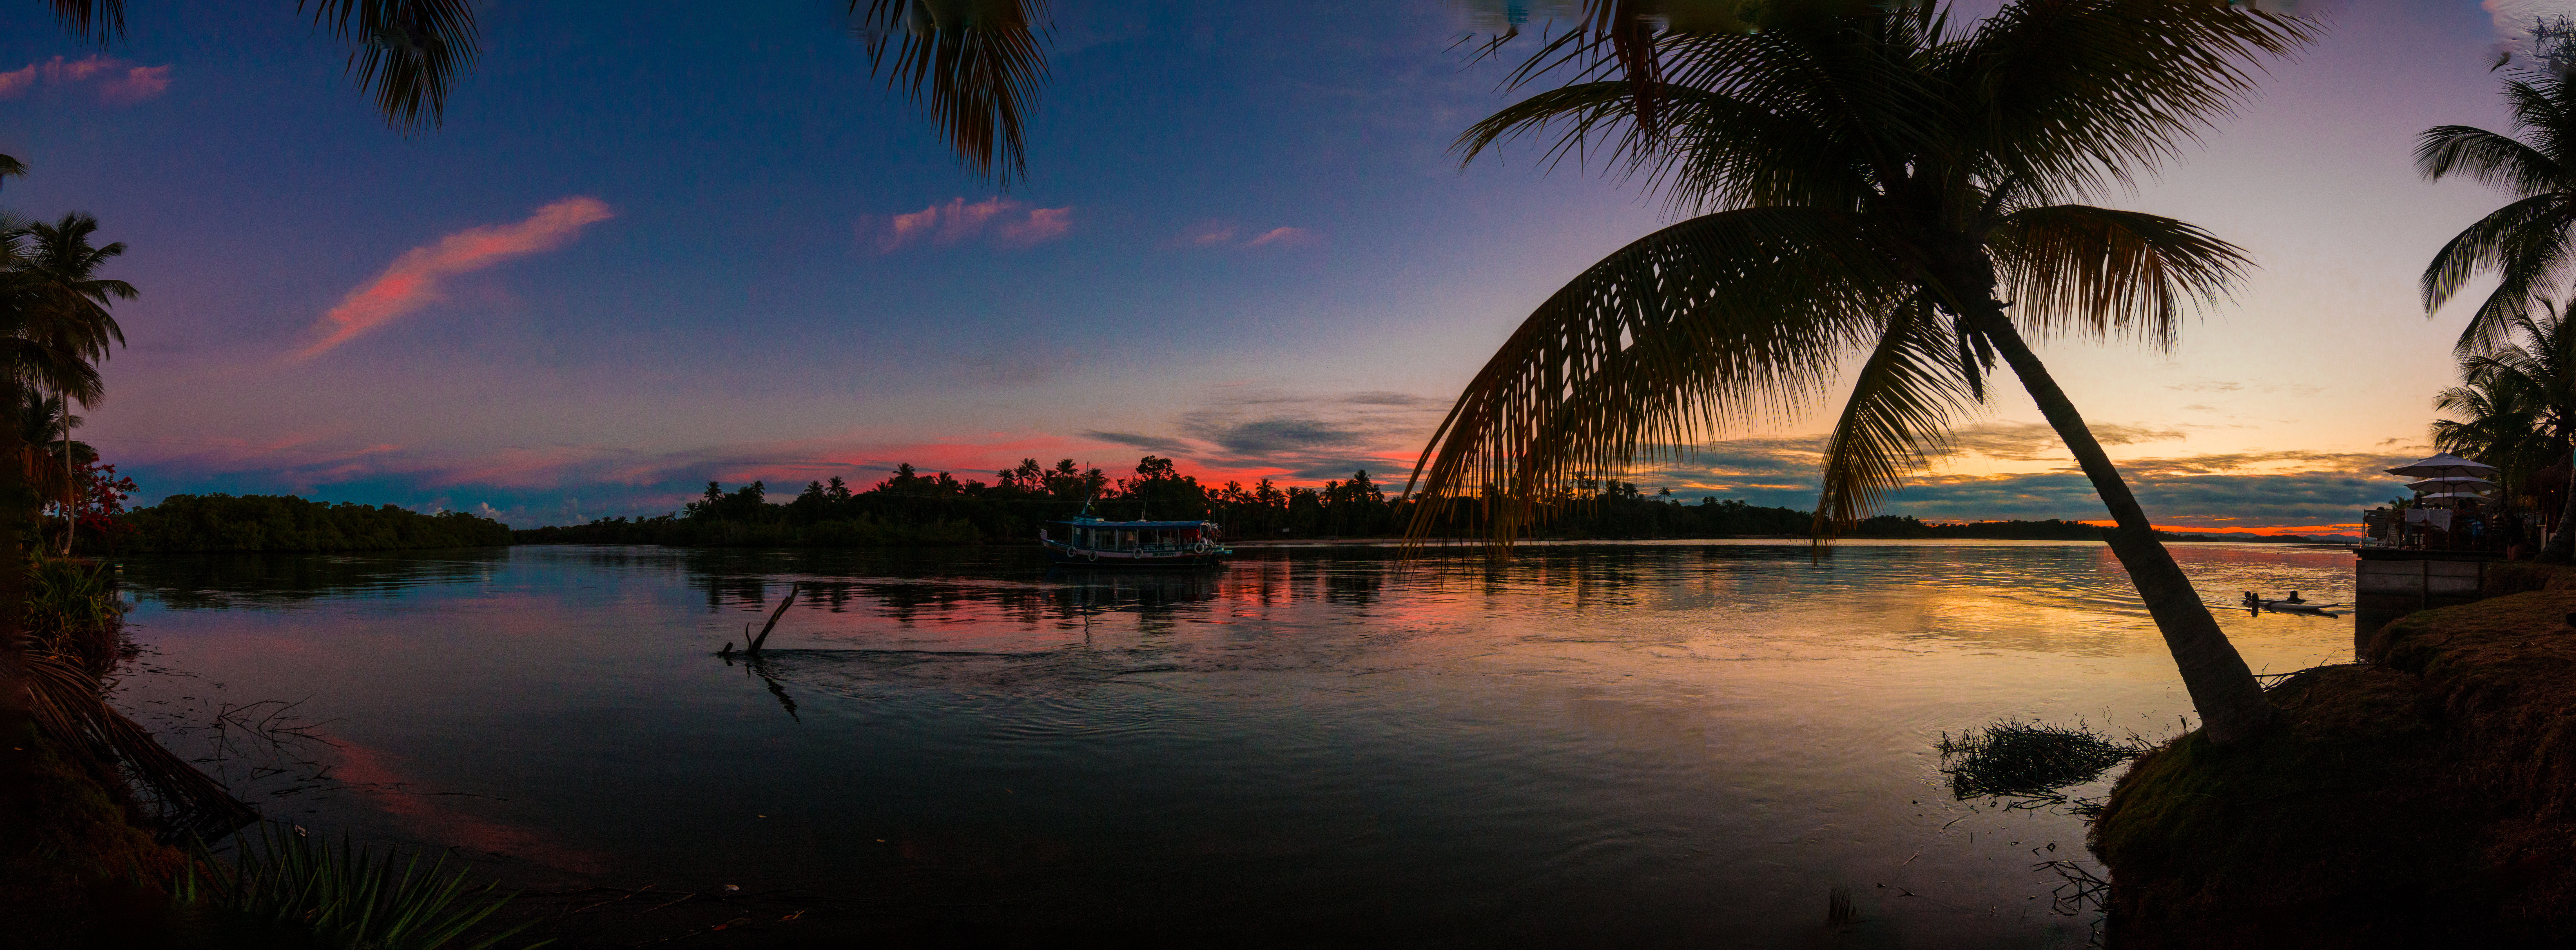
[[1938, 720, 2146, 800], [174, 821, 548, 949]]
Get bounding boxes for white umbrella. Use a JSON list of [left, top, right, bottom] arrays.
[[2418, 491, 2487, 500], [2387, 453, 2499, 479], [2407, 477, 2496, 491]]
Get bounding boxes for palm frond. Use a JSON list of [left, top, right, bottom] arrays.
[[853, 0, 1052, 187], [45, 0, 124, 46], [1401, 206, 1906, 546], [2416, 123, 2566, 197], [1986, 204, 2248, 349], [1813, 294, 1977, 537], [300, 0, 481, 135], [1951, 0, 2316, 203], [2421, 192, 2573, 353], [1452, 79, 1875, 211]]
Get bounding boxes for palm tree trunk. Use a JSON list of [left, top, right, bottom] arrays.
[[2548, 453, 2576, 560], [0, 379, 28, 656], [1963, 304, 2276, 745], [58, 411, 71, 557]]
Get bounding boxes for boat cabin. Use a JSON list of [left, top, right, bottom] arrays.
[[1041, 516, 1229, 566]]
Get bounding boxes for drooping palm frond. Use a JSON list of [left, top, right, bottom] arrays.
[[853, 0, 1052, 187], [1812, 292, 1977, 536], [44, 0, 124, 46], [1984, 204, 2249, 348], [300, 0, 481, 135], [2419, 192, 2573, 354], [1403, 206, 1908, 546], [2416, 121, 2566, 197], [20, 653, 258, 844]]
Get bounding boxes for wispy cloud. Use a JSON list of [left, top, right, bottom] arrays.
[[1244, 226, 1316, 248], [1170, 222, 1319, 250], [0, 55, 172, 103], [296, 197, 615, 360], [870, 197, 1074, 253], [100, 64, 170, 104]]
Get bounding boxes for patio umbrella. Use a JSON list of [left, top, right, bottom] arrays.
[[2417, 491, 2488, 501], [2407, 477, 2497, 491], [2387, 453, 2499, 479]]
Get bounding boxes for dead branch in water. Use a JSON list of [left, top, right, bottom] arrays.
[[747, 583, 798, 655]]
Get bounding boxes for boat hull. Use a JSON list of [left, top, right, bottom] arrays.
[[1042, 539, 1226, 568]]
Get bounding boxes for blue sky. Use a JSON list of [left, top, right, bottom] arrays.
[[0, 0, 2554, 531]]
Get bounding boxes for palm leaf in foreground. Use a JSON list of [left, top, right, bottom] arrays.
[[1408, 0, 2310, 744], [853, 0, 1052, 187]]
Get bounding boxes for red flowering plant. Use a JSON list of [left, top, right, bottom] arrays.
[[64, 461, 137, 549]]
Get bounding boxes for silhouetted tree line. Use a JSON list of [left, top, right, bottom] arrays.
[[115, 494, 513, 552], [509, 456, 2336, 548]]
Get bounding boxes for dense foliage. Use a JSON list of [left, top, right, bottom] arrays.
[[118, 494, 512, 552]]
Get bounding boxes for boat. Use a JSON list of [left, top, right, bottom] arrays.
[[1042, 514, 1230, 568], [2240, 591, 2341, 614]]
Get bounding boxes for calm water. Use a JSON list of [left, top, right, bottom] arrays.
[[112, 542, 2359, 947]]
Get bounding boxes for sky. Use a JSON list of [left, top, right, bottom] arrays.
[[0, 0, 2559, 533]]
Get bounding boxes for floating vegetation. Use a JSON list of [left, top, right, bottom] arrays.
[[1937, 719, 2148, 802]]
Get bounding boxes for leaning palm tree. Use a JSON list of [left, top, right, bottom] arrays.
[[1404, 0, 2313, 744], [40, 1, 1050, 184], [2417, 62, 2576, 354]]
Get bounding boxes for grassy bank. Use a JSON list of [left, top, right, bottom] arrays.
[[2091, 582, 2576, 946]]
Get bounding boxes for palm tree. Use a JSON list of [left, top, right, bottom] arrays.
[[8, 391, 96, 549], [0, 212, 129, 652], [17, 216, 128, 559], [2417, 64, 2576, 556], [39, 1, 1050, 184], [1402, 0, 2312, 744], [2417, 64, 2576, 354], [2439, 302, 2576, 551]]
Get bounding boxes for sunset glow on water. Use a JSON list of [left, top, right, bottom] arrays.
[[115, 542, 2358, 945]]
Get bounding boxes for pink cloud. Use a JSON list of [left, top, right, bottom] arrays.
[[99, 65, 170, 104], [1173, 223, 1318, 250], [996, 206, 1073, 246], [870, 197, 1074, 253], [0, 56, 171, 103], [296, 197, 616, 360], [1245, 226, 1317, 248]]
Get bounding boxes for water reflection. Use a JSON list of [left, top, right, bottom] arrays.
[[113, 541, 2360, 947]]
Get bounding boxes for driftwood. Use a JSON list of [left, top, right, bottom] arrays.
[[746, 584, 798, 655]]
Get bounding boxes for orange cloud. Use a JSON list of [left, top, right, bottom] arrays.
[[296, 197, 614, 360]]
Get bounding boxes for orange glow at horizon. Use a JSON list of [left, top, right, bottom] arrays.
[[2072, 520, 2363, 537]]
